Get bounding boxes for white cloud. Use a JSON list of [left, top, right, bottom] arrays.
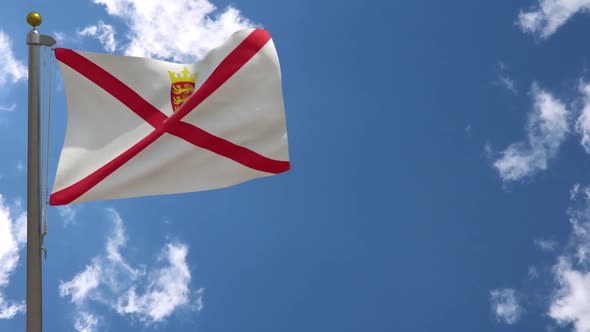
[[60, 208, 142, 305], [497, 75, 518, 94], [103, 209, 143, 281], [574, 82, 590, 153], [53, 31, 66, 44], [517, 0, 590, 39], [0, 195, 26, 319], [546, 185, 590, 331], [493, 84, 569, 182], [549, 259, 590, 331], [571, 183, 590, 202], [60, 208, 201, 329], [194, 288, 204, 312], [79, 21, 117, 52], [0, 31, 26, 86], [535, 238, 559, 252], [489, 185, 590, 331], [566, 189, 590, 265], [114, 243, 192, 323], [495, 61, 517, 94], [91, 0, 255, 62], [57, 205, 78, 225], [0, 296, 24, 319], [572, 183, 582, 200], [0, 104, 16, 112], [74, 311, 98, 332], [60, 264, 101, 305], [490, 288, 523, 324]]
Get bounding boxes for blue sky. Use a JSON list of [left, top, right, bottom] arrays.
[[4, 0, 590, 331]]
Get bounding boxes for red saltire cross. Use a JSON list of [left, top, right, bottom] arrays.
[[50, 29, 290, 206]]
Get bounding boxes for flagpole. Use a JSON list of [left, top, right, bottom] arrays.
[[26, 12, 55, 332]]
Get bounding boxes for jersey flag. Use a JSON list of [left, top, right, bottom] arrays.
[[49, 28, 290, 206]]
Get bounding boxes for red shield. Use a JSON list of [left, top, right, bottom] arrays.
[[170, 81, 195, 112]]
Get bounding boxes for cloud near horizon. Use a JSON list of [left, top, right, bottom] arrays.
[[545, 185, 590, 331], [0, 195, 26, 319], [59, 208, 203, 331], [486, 185, 590, 331]]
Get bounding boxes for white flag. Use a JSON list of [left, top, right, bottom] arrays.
[[50, 28, 290, 205]]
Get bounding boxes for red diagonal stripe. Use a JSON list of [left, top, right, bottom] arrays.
[[164, 28, 289, 174], [50, 29, 286, 205], [168, 121, 290, 174], [55, 48, 167, 127], [50, 128, 167, 206], [171, 29, 272, 122]]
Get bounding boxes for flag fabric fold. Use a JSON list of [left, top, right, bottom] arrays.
[[50, 28, 290, 206]]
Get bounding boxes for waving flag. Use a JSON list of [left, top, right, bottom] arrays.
[[50, 28, 290, 205]]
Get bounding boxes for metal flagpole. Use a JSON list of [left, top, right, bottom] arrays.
[[26, 12, 55, 332]]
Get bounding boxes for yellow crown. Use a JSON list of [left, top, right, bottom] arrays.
[[168, 67, 198, 83]]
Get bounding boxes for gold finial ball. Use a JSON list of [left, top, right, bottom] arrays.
[[26, 12, 42, 27]]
